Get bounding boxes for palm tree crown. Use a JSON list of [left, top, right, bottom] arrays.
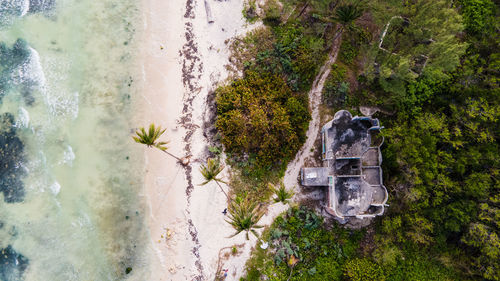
[[200, 158, 225, 185], [335, 4, 363, 26], [133, 124, 188, 164], [133, 124, 168, 151], [199, 158, 229, 199], [226, 200, 264, 240], [272, 182, 294, 204]]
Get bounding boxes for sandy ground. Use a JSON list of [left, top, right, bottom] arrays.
[[136, 0, 264, 280]]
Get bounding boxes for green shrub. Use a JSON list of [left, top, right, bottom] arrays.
[[216, 71, 310, 174], [243, 0, 258, 23], [243, 207, 363, 280], [263, 0, 282, 24], [323, 64, 349, 107], [314, 256, 343, 280], [253, 23, 326, 92], [324, 81, 350, 107], [459, 0, 496, 35], [343, 258, 385, 281], [381, 247, 460, 281], [340, 40, 358, 64]]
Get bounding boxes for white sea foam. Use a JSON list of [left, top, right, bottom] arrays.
[[21, 0, 30, 16], [15, 107, 30, 128], [28, 47, 47, 87], [9, 47, 46, 91], [45, 91, 79, 119], [49, 181, 61, 195], [59, 145, 75, 166]]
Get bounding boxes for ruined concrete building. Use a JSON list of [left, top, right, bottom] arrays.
[[301, 110, 388, 219]]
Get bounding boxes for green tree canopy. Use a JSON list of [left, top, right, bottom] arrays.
[[368, 0, 467, 99], [215, 71, 310, 172]]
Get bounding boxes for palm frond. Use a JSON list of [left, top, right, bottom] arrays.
[[226, 200, 264, 240], [199, 179, 211, 186], [133, 124, 166, 147], [199, 158, 229, 199], [334, 4, 363, 26], [154, 141, 169, 151], [133, 124, 186, 163], [272, 182, 295, 204]]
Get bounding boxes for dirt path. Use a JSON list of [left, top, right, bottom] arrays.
[[283, 28, 343, 190]]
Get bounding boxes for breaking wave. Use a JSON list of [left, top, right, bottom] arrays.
[[0, 0, 55, 26]]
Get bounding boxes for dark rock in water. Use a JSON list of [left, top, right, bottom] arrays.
[[0, 39, 37, 106], [0, 0, 28, 19], [0, 113, 26, 203], [0, 221, 3, 229], [0, 39, 30, 65], [0, 245, 29, 281], [21, 89, 35, 106], [28, 0, 56, 13], [9, 226, 18, 237], [125, 267, 132, 274]]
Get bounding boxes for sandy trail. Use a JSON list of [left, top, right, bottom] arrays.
[[283, 28, 343, 191]]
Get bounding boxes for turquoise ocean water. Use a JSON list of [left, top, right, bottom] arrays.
[[0, 0, 150, 280]]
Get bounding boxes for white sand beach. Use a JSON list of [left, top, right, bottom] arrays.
[[136, 0, 264, 279]]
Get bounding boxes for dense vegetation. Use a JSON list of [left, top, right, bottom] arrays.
[[216, 72, 310, 175], [245, 207, 363, 280], [378, 0, 500, 279], [244, 206, 457, 280], [235, 0, 498, 280], [217, 0, 354, 182]]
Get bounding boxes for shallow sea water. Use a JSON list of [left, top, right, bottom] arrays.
[[0, 0, 150, 280]]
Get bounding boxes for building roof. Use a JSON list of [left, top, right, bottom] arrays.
[[301, 167, 330, 186], [301, 110, 388, 219]]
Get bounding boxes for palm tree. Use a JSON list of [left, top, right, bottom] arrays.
[[133, 124, 189, 165], [313, 1, 364, 40], [271, 182, 294, 204], [226, 200, 264, 240], [334, 3, 363, 29], [199, 158, 229, 199]]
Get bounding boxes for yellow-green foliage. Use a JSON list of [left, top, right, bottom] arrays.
[[216, 71, 310, 172], [343, 258, 386, 281]]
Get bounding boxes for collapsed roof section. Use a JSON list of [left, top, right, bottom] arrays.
[[301, 110, 388, 219]]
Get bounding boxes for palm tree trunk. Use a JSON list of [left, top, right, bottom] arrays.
[[161, 150, 182, 161], [215, 181, 230, 200]]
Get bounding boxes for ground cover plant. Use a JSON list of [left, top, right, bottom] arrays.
[[243, 206, 363, 281], [242, 206, 458, 281], [241, 0, 499, 280]]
